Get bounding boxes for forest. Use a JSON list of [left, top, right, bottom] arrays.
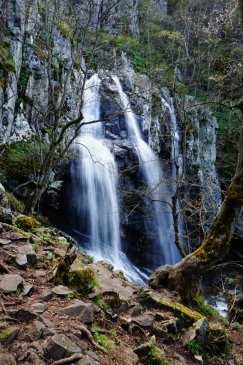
[[0, 0, 242, 364]]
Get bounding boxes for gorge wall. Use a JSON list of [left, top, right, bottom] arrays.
[[0, 0, 224, 280]]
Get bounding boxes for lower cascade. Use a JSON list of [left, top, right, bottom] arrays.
[[69, 74, 147, 283]]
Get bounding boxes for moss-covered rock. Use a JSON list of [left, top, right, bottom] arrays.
[[67, 267, 96, 295], [134, 336, 170, 365], [15, 214, 39, 231]]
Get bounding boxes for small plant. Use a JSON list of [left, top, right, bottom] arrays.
[[186, 339, 202, 355], [92, 325, 113, 351], [0, 42, 16, 73], [15, 214, 39, 231], [195, 296, 221, 318]]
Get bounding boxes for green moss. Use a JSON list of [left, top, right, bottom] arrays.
[[186, 339, 202, 355], [67, 268, 97, 295], [0, 42, 16, 73], [5, 192, 24, 213], [0, 327, 11, 343], [17, 65, 32, 106], [56, 20, 72, 38], [15, 214, 39, 231], [140, 345, 169, 365], [159, 298, 203, 322]]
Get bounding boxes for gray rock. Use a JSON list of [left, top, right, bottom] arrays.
[[0, 183, 5, 204], [31, 302, 48, 313], [0, 238, 11, 245], [0, 326, 20, 345], [44, 334, 82, 360], [15, 254, 27, 268], [52, 285, 74, 296], [40, 289, 53, 301], [183, 317, 209, 346], [0, 352, 16, 365], [28, 351, 45, 365], [16, 308, 37, 321], [0, 207, 13, 224], [0, 274, 24, 294], [18, 244, 37, 264], [32, 320, 55, 340], [131, 312, 155, 328], [21, 284, 34, 297], [194, 355, 204, 365], [59, 300, 93, 324]]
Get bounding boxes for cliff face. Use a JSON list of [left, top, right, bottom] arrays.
[[0, 0, 221, 258]]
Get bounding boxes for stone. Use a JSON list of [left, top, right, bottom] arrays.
[[0, 352, 16, 365], [0, 326, 20, 345], [0, 238, 11, 245], [15, 254, 27, 268], [32, 320, 55, 340], [39, 316, 53, 328], [0, 207, 13, 224], [134, 336, 169, 365], [40, 289, 53, 301], [28, 351, 45, 365], [16, 308, 37, 321], [18, 244, 37, 264], [44, 334, 82, 360], [132, 312, 155, 328], [183, 317, 209, 346], [59, 300, 93, 324], [31, 302, 48, 313], [21, 284, 34, 297], [52, 285, 74, 296], [194, 355, 203, 365], [77, 355, 98, 365], [0, 274, 23, 294]]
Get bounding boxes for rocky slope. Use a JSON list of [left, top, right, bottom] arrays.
[[0, 217, 243, 365]]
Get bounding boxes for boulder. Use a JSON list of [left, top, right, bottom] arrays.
[[31, 302, 48, 313], [15, 308, 37, 321], [182, 317, 209, 346], [44, 334, 83, 360], [15, 254, 27, 269], [59, 300, 93, 324], [0, 326, 20, 345], [18, 244, 37, 264], [134, 336, 170, 365], [0, 274, 23, 294], [52, 285, 74, 296]]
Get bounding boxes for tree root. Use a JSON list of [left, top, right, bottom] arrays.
[[74, 325, 108, 354], [52, 353, 83, 365]]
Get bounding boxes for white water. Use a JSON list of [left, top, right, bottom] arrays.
[[113, 76, 180, 266], [70, 74, 147, 284]]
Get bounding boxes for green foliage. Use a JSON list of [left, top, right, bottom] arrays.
[[92, 325, 113, 351], [0, 42, 16, 74], [56, 20, 72, 38], [67, 268, 97, 295], [15, 214, 39, 231], [213, 103, 241, 185], [186, 339, 202, 355], [0, 140, 48, 181], [17, 65, 32, 105], [195, 296, 221, 318]]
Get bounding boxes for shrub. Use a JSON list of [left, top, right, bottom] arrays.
[[0, 42, 15, 73], [15, 214, 39, 231], [67, 267, 97, 295]]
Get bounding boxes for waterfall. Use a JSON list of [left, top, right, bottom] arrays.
[[69, 74, 147, 284], [161, 93, 185, 250], [112, 76, 180, 267]]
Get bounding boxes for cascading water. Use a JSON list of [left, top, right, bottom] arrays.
[[112, 76, 181, 267], [69, 74, 147, 284], [161, 93, 185, 249]]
